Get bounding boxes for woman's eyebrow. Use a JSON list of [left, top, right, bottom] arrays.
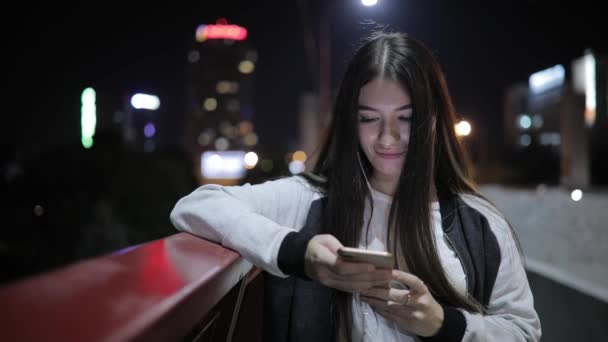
[[357, 104, 413, 111], [396, 104, 413, 111]]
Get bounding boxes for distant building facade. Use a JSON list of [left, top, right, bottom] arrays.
[[503, 51, 607, 187]]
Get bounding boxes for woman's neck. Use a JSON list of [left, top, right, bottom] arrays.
[[370, 176, 438, 202], [370, 176, 398, 196]]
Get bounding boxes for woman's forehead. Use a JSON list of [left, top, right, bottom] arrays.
[[358, 78, 411, 106]]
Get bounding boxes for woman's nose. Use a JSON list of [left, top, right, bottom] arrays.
[[378, 119, 401, 146]]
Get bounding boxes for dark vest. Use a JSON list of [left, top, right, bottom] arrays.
[[262, 192, 500, 342]]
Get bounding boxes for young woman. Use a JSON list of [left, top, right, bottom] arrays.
[[170, 31, 541, 341]]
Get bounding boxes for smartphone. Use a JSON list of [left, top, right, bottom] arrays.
[[337, 247, 394, 269]]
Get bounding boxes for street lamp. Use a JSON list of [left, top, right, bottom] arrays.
[[361, 0, 378, 6], [455, 120, 472, 137]]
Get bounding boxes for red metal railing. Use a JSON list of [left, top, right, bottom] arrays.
[[0, 232, 262, 341]]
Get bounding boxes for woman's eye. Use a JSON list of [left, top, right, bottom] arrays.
[[359, 117, 378, 123], [398, 116, 412, 122]]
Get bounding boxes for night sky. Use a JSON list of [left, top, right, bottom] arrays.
[[5, 0, 606, 161]]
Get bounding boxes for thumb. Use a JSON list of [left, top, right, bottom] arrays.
[[316, 234, 344, 254]]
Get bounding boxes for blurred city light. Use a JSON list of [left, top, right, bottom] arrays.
[[144, 122, 156, 138], [361, 0, 378, 6], [214, 137, 229, 150], [243, 132, 258, 146], [198, 131, 214, 146], [208, 153, 223, 168], [81, 87, 96, 149], [571, 189, 583, 202], [203, 97, 218, 111], [519, 134, 531, 147], [219, 121, 234, 137], [289, 160, 306, 174], [529, 64, 565, 94], [238, 121, 253, 135], [130, 93, 160, 110], [238, 60, 255, 74], [195, 22, 248, 42], [292, 150, 307, 162], [518, 114, 532, 129], [583, 55, 597, 125], [455, 120, 471, 137], [244, 152, 259, 169], [216, 81, 239, 94], [201, 151, 247, 179]]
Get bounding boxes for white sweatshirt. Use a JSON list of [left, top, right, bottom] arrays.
[[170, 176, 541, 341]]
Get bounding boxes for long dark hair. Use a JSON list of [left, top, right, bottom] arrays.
[[304, 31, 485, 339]]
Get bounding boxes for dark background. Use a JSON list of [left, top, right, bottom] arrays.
[[1, 0, 606, 284]]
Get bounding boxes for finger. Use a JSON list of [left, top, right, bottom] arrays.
[[332, 272, 392, 288], [392, 270, 427, 293], [360, 287, 389, 301], [330, 274, 391, 292], [331, 263, 392, 280], [386, 300, 415, 314], [332, 259, 375, 275], [362, 287, 412, 304], [328, 278, 390, 293], [362, 296, 414, 317]]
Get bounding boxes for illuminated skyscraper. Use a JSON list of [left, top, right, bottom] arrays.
[[185, 19, 258, 184]]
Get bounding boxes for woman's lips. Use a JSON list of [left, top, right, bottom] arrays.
[[375, 151, 405, 159]]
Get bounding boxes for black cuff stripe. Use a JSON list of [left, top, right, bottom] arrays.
[[420, 306, 466, 341], [277, 231, 315, 279]]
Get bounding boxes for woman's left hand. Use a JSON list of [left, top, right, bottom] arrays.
[[360, 270, 444, 337]]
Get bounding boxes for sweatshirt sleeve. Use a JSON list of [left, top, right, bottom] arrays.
[[458, 196, 542, 342], [169, 176, 318, 277]]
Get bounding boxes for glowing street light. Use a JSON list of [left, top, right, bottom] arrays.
[[361, 0, 378, 6], [244, 152, 259, 169], [81, 87, 96, 149], [130, 93, 160, 110], [455, 120, 472, 137], [571, 189, 583, 202], [292, 150, 307, 162]]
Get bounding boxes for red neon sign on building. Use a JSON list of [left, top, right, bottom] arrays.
[[195, 19, 247, 42]]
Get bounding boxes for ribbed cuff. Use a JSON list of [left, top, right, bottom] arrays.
[[419, 306, 466, 341], [277, 231, 315, 280]]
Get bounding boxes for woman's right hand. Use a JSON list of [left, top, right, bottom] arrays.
[[304, 234, 392, 293]]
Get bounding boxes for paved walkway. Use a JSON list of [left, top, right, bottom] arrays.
[[480, 184, 608, 303]]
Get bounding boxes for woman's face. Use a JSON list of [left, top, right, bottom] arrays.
[[357, 78, 412, 183]]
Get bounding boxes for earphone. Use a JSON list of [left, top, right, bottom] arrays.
[[356, 151, 405, 339], [357, 151, 373, 194]]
